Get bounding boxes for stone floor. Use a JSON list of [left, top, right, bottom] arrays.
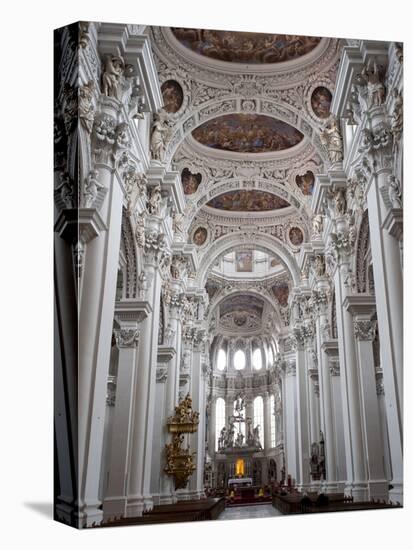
[[218, 504, 282, 521]]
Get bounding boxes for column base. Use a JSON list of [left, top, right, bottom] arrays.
[[296, 483, 313, 494], [55, 499, 78, 527], [320, 481, 340, 494], [76, 501, 103, 528], [125, 496, 144, 518], [102, 497, 127, 521], [344, 481, 369, 502], [159, 493, 177, 505], [367, 480, 389, 502], [389, 481, 403, 505]]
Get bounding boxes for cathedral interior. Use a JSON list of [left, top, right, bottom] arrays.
[[53, 23, 403, 528]]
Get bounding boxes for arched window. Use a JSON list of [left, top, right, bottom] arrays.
[[252, 347, 262, 370], [253, 396, 264, 448], [215, 398, 226, 451], [270, 395, 276, 447], [268, 344, 275, 366], [234, 349, 246, 370], [216, 348, 227, 371]]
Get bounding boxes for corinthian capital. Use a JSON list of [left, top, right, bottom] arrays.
[[114, 328, 140, 348], [354, 320, 377, 341], [144, 229, 170, 268]]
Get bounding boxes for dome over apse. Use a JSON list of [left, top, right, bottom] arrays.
[[171, 28, 321, 64], [206, 190, 290, 212], [192, 114, 304, 154]]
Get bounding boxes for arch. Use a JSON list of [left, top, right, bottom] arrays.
[[196, 231, 301, 287], [184, 176, 310, 228]]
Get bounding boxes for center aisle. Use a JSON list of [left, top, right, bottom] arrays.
[[218, 504, 282, 521]]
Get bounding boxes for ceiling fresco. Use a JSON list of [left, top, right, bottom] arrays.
[[220, 294, 264, 318], [206, 190, 290, 212], [271, 282, 290, 307], [192, 114, 304, 153], [171, 28, 321, 64]]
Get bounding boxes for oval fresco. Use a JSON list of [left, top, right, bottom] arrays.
[[171, 28, 321, 64], [161, 79, 184, 113], [295, 170, 315, 195], [311, 86, 332, 119], [181, 167, 202, 194], [193, 226, 208, 246], [207, 190, 290, 212], [192, 114, 304, 153], [289, 226, 304, 246]]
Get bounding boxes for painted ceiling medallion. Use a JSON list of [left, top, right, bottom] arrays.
[[295, 170, 315, 195], [311, 86, 332, 119], [161, 80, 184, 113], [207, 190, 290, 212], [192, 226, 208, 246], [289, 226, 304, 246], [171, 28, 321, 64], [192, 114, 303, 153], [181, 167, 202, 194]]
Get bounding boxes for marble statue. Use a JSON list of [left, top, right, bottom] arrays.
[[150, 113, 169, 162], [320, 117, 343, 164], [101, 55, 125, 100], [147, 184, 162, 215]]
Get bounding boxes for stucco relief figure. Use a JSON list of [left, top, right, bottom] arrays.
[[391, 88, 403, 143], [147, 184, 162, 215], [83, 170, 103, 208], [79, 81, 95, 133], [150, 114, 169, 162], [320, 117, 343, 164], [388, 176, 402, 208], [361, 62, 386, 108], [333, 189, 347, 216], [312, 214, 323, 237], [101, 55, 125, 100]]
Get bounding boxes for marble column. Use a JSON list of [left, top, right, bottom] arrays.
[[330, 215, 368, 501], [361, 105, 403, 502], [329, 359, 347, 488], [159, 286, 185, 504], [126, 216, 169, 517], [284, 361, 298, 484], [314, 284, 339, 493], [345, 295, 388, 500], [187, 333, 208, 499], [102, 301, 151, 520], [76, 107, 126, 526], [294, 327, 312, 491]]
